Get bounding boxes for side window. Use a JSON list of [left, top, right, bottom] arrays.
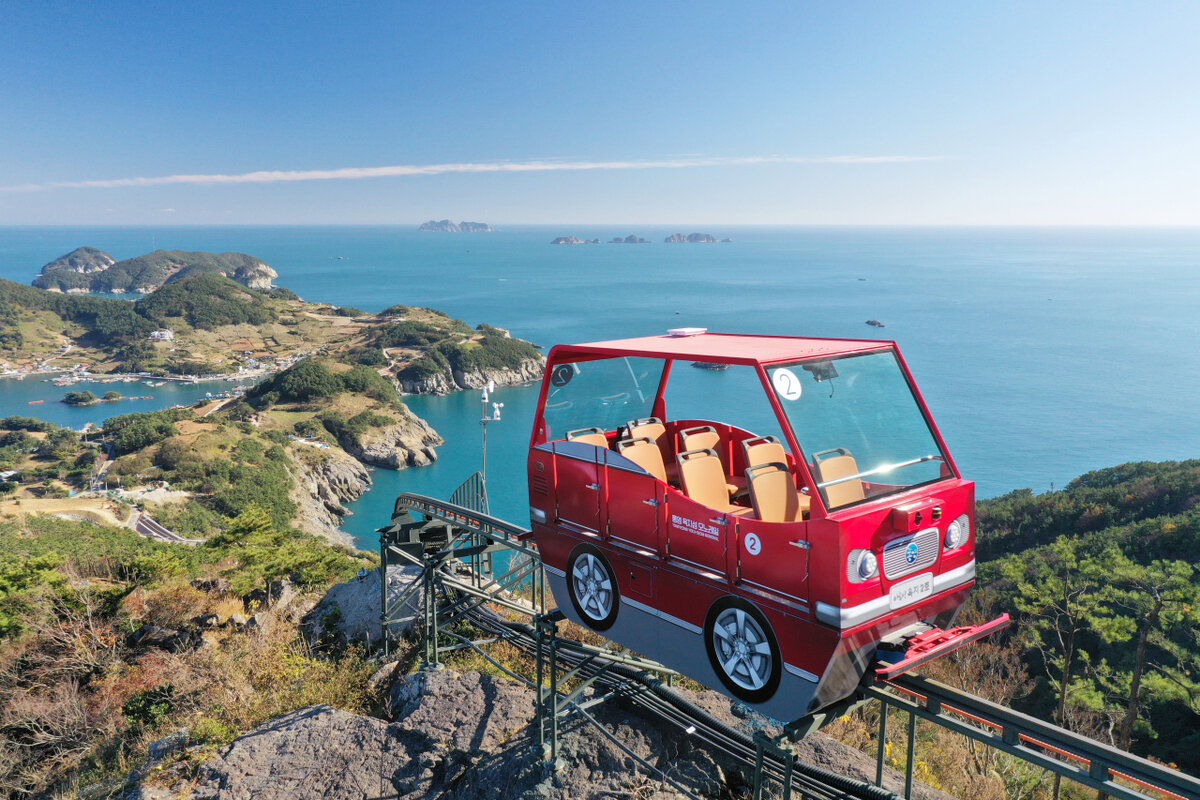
[[663, 364, 787, 443], [542, 357, 666, 440]]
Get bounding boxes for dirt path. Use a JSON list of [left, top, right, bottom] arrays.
[[0, 497, 131, 528]]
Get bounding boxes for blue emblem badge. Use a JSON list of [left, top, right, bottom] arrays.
[[905, 542, 919, 564]]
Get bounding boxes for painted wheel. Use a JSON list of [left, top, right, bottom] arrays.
[[704, 597, 782, 703], [567, 545, 619, 631]]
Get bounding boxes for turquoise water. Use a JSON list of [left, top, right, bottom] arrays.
[[0, 377, 255, 428], [3, 226, 1200, 549]]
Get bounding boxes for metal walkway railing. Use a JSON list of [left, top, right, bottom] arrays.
[[868, 673, 1200, 800]]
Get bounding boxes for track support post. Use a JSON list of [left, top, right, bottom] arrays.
[[752, 731, 795, 800], [534, 611, 566, 772], [421, 557, 443, 671]]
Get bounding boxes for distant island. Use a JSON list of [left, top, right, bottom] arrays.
[[550, 236, 600, 245], [665, 232, 731, 243], [418, 220, 494, 232], [32, 247, 277, 294], [610, 234, 650, 244]]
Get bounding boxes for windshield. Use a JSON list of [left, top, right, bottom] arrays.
[[541, 356, 665, 441], [768, 350, 949, 509]]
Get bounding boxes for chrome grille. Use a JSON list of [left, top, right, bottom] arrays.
[[882, 527, 940, 579]]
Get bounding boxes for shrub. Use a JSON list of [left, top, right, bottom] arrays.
[[122, 685, 176, 729]]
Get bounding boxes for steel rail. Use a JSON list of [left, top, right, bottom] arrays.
[[869, 674, 1200, 800]]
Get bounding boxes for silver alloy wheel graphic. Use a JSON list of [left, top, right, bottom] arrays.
[[710, 607, 774, 692], [571, 552, 614, 622]]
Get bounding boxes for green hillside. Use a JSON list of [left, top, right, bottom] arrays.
[[976, 461, 1200, 770]]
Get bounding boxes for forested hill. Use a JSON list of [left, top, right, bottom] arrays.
[[32, 247, 277, 293], [975, 460, 1200, 771]]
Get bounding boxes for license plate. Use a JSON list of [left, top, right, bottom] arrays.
[[888, 572, 934, 610]]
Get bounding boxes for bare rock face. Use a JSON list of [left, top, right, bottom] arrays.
[[350, 414, 443, 470], [289, 449, 372, 546], [230, 258, 278, 290], [397, 357, 544, 396], [451, 359, 544, 392], [148, 667, 952, 800], [304, 565, 424, 647], [38, 246, 116, 275]]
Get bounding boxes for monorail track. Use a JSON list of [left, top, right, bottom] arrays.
[[382, 492, 1200, 800]]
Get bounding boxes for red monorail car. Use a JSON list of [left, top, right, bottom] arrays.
[[527, 330, 1002, 720]]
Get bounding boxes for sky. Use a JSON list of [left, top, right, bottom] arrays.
[[2, 1, 1199, 226]]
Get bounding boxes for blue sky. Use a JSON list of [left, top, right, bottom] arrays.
[[2, 1, 1198, 225]]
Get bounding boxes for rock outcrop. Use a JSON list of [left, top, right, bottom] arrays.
[[610, 234, 650, 243], [397, 356, 544, 396], [349, 414, 443, 470], [304, 564, 424, 647], [148, 668, 952, 800], [289, 449, 372, 546], [550, 236, 599, 244]]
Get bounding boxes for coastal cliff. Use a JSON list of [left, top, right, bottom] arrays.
[[348, 413, 443, 469], [397, 354, 543, 395], [289, 450, 373, 546]]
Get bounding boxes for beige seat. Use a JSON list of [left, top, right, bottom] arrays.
[[681, 425, 745, 496], [746, 462, 809, 522], [814, 449, 866, 509], [567, 427, 608, 448], [679, 424, 720, 453], [627, 416, 667, 447], [616, 436, 668, 482], [677, 448, 751, 516], [629, 416, 678, 482], [742, 435, 787, 472]]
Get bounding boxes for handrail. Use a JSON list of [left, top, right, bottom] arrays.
[[392, 492, 532, 543], [870, 673, 1200, 800]]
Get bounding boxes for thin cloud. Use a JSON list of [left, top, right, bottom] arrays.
[[1, 154, 951, 192]]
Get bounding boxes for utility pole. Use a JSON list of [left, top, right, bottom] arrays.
[[480, 380, 503, 489]]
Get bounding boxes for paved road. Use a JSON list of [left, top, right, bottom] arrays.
[[133, 511, 202, 544]]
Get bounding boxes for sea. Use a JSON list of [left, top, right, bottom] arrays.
[[2, 225, 1199, 550]]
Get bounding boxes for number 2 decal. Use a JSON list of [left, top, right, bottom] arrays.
[[772, 368, 802, 400]]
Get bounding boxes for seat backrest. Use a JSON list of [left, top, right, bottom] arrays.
[[743, 435, 787, 471], [815, 452, 865, 509], [567, 427, 608, 448], [627, 416, 666, 443], [678, 448, 731, 509], [680, 425, 720, 455], [628, 416, 670, 459], [747, 462, 803, 522], [616, 436, 667, 482]]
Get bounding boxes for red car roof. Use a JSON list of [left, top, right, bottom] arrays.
[[549, 332, 893, 366]]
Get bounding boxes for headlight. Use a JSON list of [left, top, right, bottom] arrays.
[[847, 549, 879, 583], [944, 513, 969, 550]]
